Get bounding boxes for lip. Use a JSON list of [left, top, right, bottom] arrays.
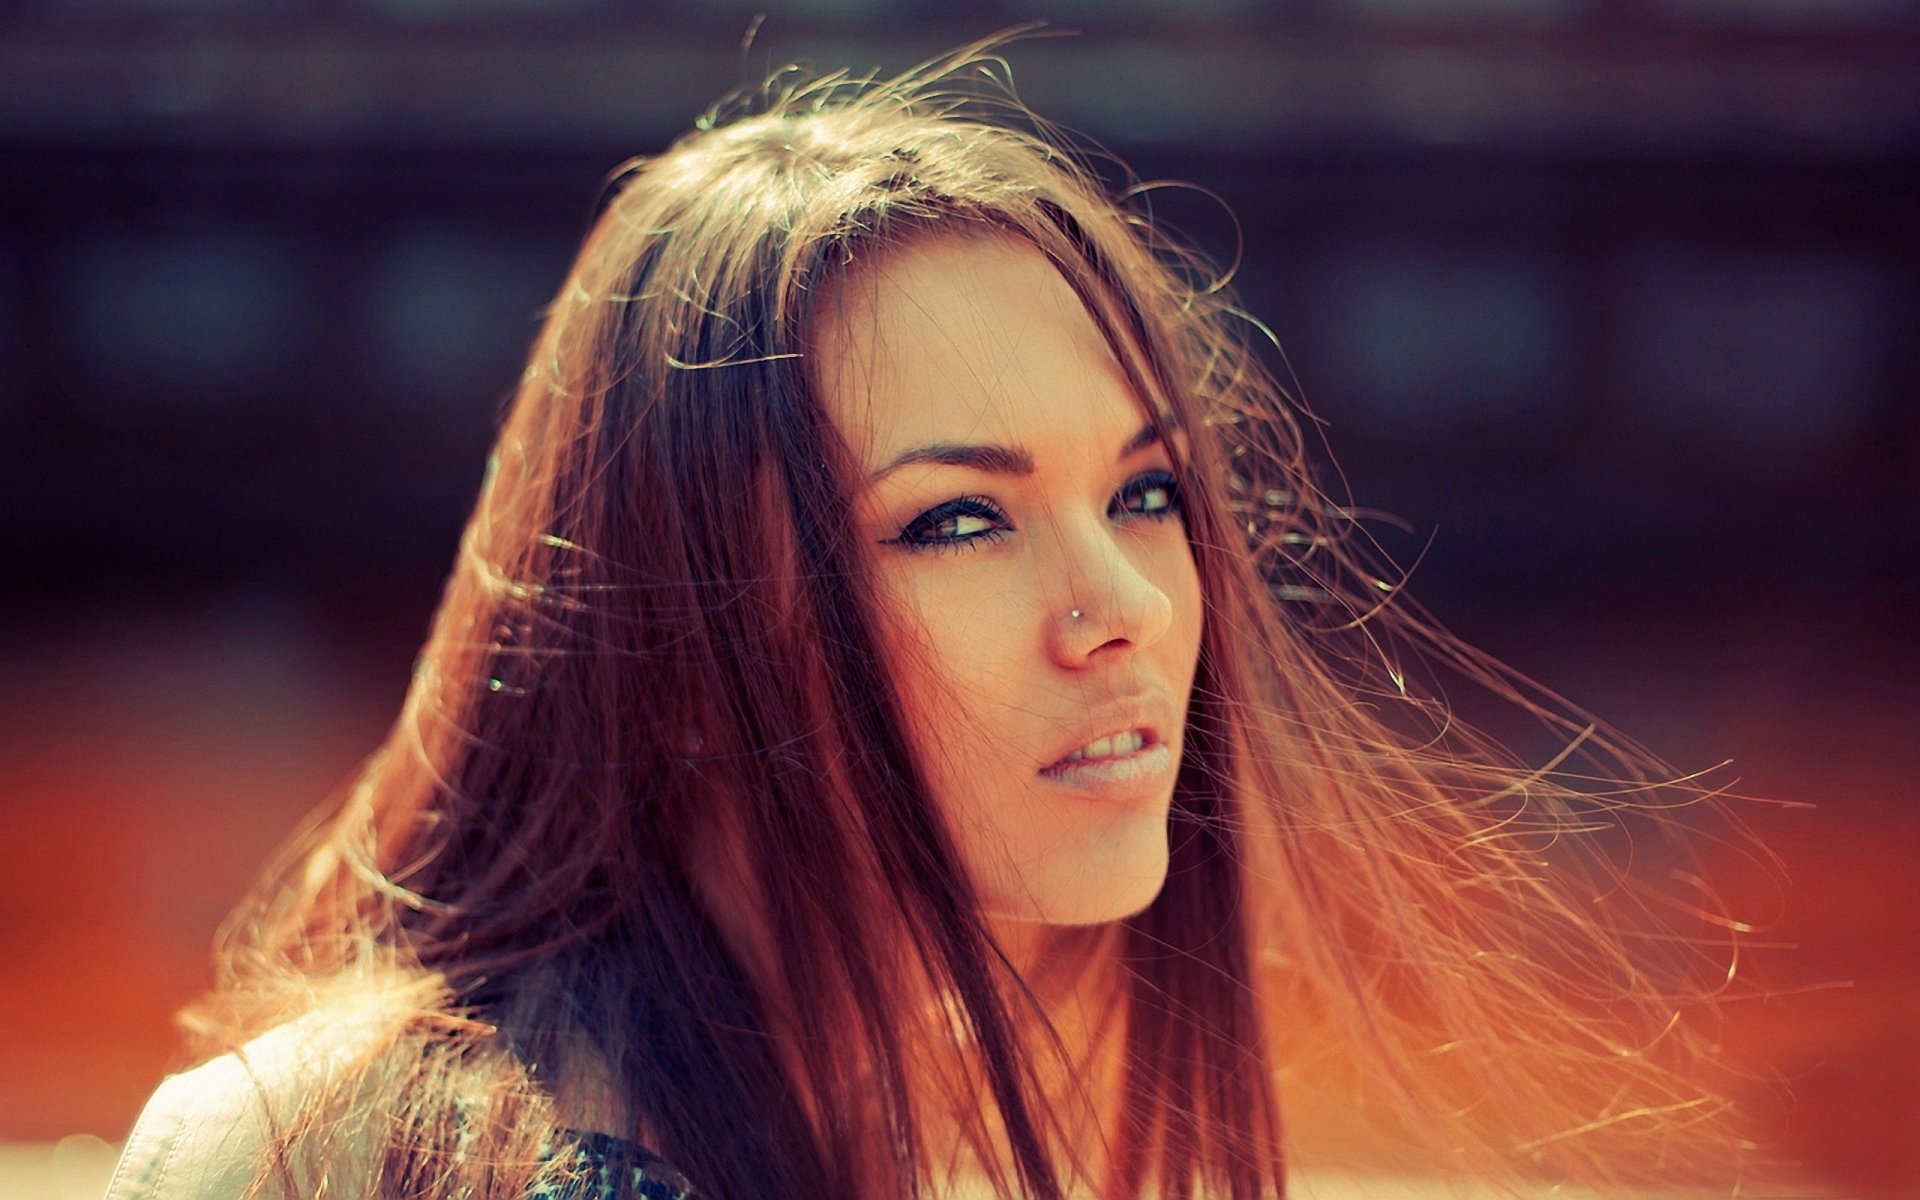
[[1038, 740, 1176, 801], [1037, 700, 1178, 798], [1040, 722, 1161, 771]]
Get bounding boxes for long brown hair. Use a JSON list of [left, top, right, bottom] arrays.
[[188, 35, 1769, 1200]]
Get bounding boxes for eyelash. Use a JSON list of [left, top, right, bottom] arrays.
[[881, 470, 1185, 555]]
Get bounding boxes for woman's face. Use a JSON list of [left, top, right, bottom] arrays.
[[813, 233, 1204, 927]]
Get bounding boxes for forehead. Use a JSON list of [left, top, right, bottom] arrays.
[[808, 232, 1143, 465]]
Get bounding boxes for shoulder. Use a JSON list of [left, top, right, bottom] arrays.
[[103, 1005, 395, 1200]]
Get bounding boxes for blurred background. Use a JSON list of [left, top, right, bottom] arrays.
[[0, 1, 1913, 1197]]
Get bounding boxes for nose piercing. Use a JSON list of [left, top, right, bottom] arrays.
[[1069, 609, 1083, 620]]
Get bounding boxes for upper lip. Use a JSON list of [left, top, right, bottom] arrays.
[[1039, 697, 1171, 771]]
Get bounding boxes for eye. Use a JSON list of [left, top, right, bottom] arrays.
[[880, 494, 1012, 554], [1113, 470, 1183, 522]]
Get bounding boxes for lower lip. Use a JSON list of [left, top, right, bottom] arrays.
[[1038, 742, 1175, 800]]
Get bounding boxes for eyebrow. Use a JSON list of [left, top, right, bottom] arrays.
[[868, 422, 1162, 484]]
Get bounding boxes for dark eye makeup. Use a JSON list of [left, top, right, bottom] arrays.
[[880, 470, 1184, 555]]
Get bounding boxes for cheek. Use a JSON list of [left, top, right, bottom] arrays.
[[868, 572, 1053, 903], [875, 570, 1032, 756], [1171, 548, 1205, 677]]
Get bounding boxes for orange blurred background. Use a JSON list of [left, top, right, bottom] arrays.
[[1, 5, 1914, 1198]]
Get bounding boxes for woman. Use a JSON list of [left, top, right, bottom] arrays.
[[104, 39, 1765, 1200]]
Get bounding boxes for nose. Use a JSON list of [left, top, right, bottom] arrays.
[[1046, 521, 1175, 667]]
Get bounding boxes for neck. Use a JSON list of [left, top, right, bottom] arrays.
[[932, 919, 1129, 1194], [688, 827, 1131, 1192]]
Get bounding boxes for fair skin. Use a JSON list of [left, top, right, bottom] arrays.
[[812, 231, 1205, 933], [665, 233, 1200, 1157]]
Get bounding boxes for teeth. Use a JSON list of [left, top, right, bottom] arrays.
[[1061, 729, 1145, 762]]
